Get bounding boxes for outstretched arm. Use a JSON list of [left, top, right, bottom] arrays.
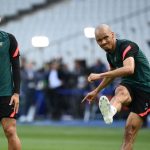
[[82, 65, 115, 103], [82, 76, 114, 103], [97, 57, 135, 78], [88, 57, 135, 80], [82, 57, 135, 103], [95, 77, 114, 92]]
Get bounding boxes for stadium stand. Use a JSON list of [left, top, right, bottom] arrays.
[[0, 0, 45, 16], [0, 0, 150, 68]]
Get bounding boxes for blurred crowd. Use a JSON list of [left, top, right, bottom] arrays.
[[18, 57, 127, 123]]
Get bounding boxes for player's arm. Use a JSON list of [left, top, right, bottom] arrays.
[[88, 54, 115, 83], [8, 33, 20, 94], [97, 57, 135, 78], [93, 67, 115, 94], [82, 56, 115, 103], [82, 67, 114, 103], [90, 43, 138, 79], [8, 33, 20, 113]]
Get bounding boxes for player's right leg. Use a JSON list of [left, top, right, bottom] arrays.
[[0, 96, 21, 150], [99, 85, 132, 124], [121, 112, 143, 150], [1, 118, 21, 150]]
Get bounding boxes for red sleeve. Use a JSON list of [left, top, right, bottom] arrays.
[[120, 42, 138, 61], [8, 33, 20, 58]]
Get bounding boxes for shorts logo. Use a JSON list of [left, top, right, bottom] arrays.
[[145, 102, 148, 110]]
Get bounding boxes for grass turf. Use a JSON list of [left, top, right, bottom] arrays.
[[0, 125, 150, 150]]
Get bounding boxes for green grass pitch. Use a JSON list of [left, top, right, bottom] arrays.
[[0, 125, 150, 150]]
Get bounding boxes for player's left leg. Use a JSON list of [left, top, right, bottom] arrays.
[[1, 118, 21, 150], [99, 85, 132, 124], [121, 112, 143, 150]]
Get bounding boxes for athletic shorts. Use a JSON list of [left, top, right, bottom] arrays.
[[120, 83, 150, 118], [0, 96, 17, 121]]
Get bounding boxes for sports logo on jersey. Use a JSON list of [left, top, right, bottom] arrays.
[[0, 42, 3, 47]]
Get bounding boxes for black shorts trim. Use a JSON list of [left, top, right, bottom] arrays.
[[119, 83, 150, 118]]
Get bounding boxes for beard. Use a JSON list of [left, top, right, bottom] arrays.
[[104, 48, 112, 53], [101, 44, 113, 53], [102, 47, 111, 53]]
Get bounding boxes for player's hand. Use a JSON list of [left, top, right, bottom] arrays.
[[88, 73, 101, 82], [81, 90, 98, 103], [9, 93, 20, 113]]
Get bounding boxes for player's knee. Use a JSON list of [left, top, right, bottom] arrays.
[[116, 86, 125, 94], [115, 86, 130, 99], [4, 126, 16, 138]]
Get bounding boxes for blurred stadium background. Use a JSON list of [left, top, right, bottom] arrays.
[[1, 0, 150, 67], [0, 0, 150, 149]]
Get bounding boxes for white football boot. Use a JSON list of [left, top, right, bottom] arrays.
[[99, 96, 113, 124]]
